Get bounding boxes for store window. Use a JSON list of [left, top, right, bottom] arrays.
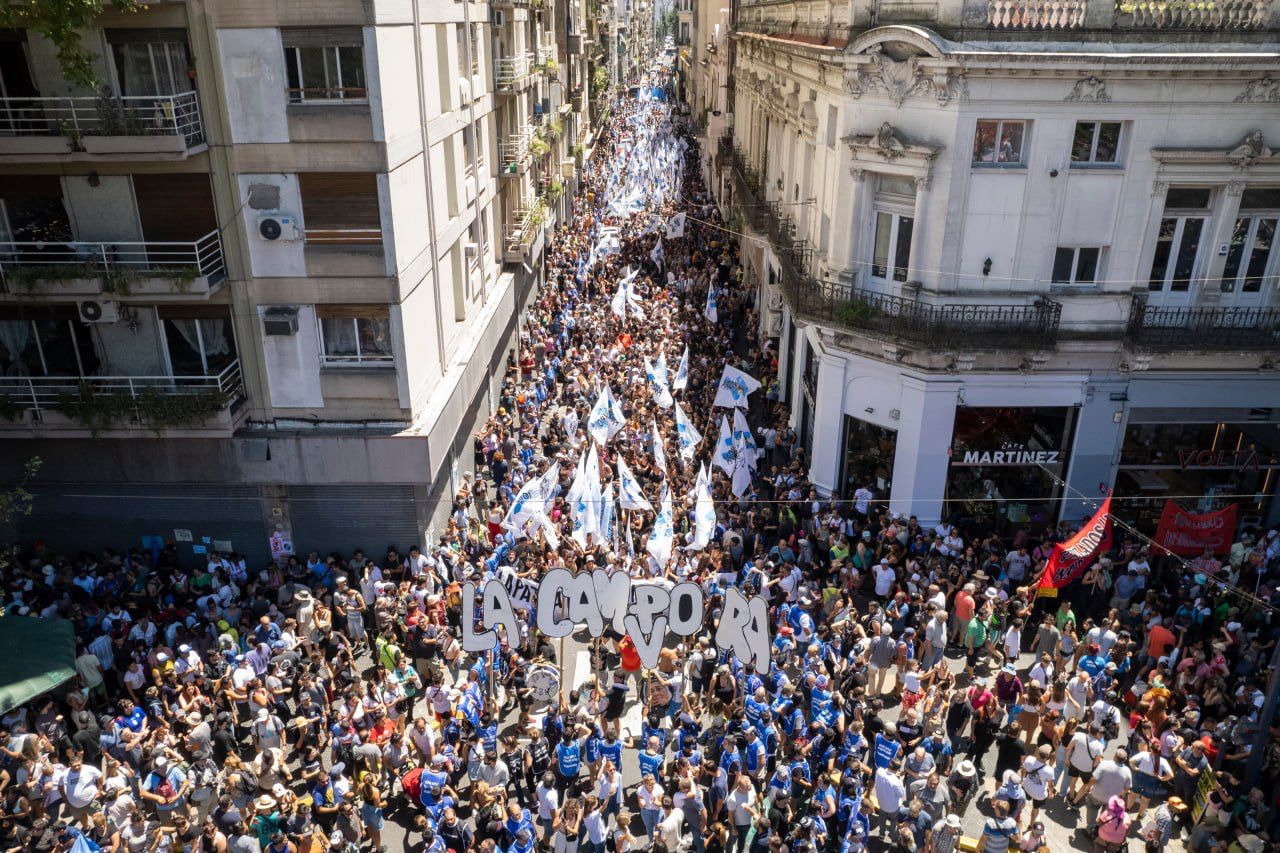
[[947, 406, 1077, 531], [1116, 418, 1280, 531], [839, 416, 896, 500]]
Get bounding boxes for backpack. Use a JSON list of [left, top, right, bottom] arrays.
[[400, 766, 423, 802], [237, 765, 259, 795]]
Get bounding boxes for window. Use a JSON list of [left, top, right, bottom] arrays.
[[298, 172, 382, 244], [1052, 247, 1101, 285], [1071, 121, 1122, 165], [107, 31, 193, 97], [160, 311, 235, 376], [1149, 187, 1211, 294], [455, 25, 468, 79], [825, 105, 838, 148], [972, 120, 1026, 165], [1222, 188, 1279, 294], [283, 29, 366, 103], [871, 212, 913, 281], [316, 306, 393, 365], [0, 316, 99, 377]]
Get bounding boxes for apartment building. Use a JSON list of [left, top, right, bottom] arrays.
[[0, 0, 598, 562], [715, 0, 1280, 532]]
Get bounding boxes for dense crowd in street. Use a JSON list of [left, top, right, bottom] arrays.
[[2, 81, 1280, 853]]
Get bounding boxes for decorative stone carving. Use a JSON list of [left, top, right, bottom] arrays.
[[843, 45, 967, 107], [1065, 76, 1111, 102], [1227, 131, 1272, 168], [844, 124, 941, 172], [1234, 76, 1280, 103], [872, 122, 906, 161], [1227, 180, 1246, 196], [1150, 180, 1167, 196]]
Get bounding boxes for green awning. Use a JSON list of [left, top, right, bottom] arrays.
[[0, 616, 77, 714]]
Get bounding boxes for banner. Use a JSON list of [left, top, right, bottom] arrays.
[[672, 346, 689, 392], [1036, 494, 1113, 597], [712, 415, 738, 476], [1154, 501, 1238, 557], [674, 402, 702, 461]]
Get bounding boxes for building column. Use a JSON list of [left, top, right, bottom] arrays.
[[808, 349, 846, 494], [889, 377, 958, 525], [1200, 181, 1246, 303], [1061, 383, 1129, 523], [827, 165, 865, 279], [908, 176, 931, 289]]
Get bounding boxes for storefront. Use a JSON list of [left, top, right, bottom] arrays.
[[945, 406, 1078, 532], [1115, 416, 1280, 534], [839, 415, 897, 500]]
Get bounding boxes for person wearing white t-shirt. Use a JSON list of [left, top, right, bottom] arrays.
[[854, 486, 873, 517], [536, 774, 561, 840], [59, 753, 102, 825], [873, 561, 896, 598], [1020, 746, 1055, 827]]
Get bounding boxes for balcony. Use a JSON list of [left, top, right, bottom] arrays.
[[987, 0, 1087, 27], [0, 359, 246, 434], [0, 91, 205, 158], [1126, 294, 1280, 350], [0, 230, 226, 299], [503, 199, 546, 262], [725, 142, 1062, 349], [499, 125, 535, 176], [495, 53, 537, 93]]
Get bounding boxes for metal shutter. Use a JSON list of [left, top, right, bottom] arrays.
[[18, 484, 267, 563], [286, 485, 420, 559]]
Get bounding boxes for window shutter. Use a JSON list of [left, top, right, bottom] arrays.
[[0, 175, 63, 201], [298, 173, 382, 243], [281, 27, 364, 48], [314, 304, 390, 319]]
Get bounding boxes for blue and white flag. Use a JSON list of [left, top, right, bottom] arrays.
[[652, 417, 667, 473], [588, 385, 626, 444], [704, 283, 718, 324], [672, 346, 689, 393], [616, 454, 653, 513], [733, 408, 759, 472], [650, 238, 664, 268], [569, 449, 599, 549], [712, 364, 762, 409], [561, 408, 579, 441], [646, 483, 675, 567], [503, 461, 560, 536], [712, 415, 738, 477], [688, 464, 717, 552], [674, 402, 702, 462], [644, 356, 673, 409], [666, 212, 686, 239], [575, 256, 587, 284], [599, 480, 616, 547]]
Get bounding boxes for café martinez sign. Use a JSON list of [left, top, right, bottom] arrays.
[[957, 448, 1061, 466]]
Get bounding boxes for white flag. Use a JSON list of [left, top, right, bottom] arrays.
[[672, 346, 689, 392], [650, 238, 664, 267], [704, 284, 718, 324], [688, 464, 716, 552], [674, 402, 702, 462], [569, 449, 599, 549], [610, 281, 627, 318], [713, 364, 762, 409], [599, 481, 616, 547], [645, 483, 675, 568], [502, 474, 545, 536], [588, 386, 625, 444], [712, 415, 738, 477], [652, 417, 667, 473], [666, 212, 686, 239], [644, 356, 673, 409], [733, 408, 759, 472], [616, 455, 654, 513], [561, 409, 579, 440]]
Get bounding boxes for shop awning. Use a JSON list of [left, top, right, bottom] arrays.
[[0, 616, 77, 715]]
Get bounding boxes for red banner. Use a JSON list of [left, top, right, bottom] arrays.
[[1037, 494, 1113, 597], [1153, 501, 1237, 557]]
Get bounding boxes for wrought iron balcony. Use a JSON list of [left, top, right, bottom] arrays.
[[725, 141, 1061, 349], [0, 90, 204, 153], [1126, 294, 1280, 350]]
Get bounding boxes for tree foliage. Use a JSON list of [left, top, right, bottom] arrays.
[[0, 0, 138, 88]]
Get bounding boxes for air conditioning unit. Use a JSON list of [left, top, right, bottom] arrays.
[[258, 214, 300, 242], [78, 299, 119, 324], [263, 307, 300, 336], [491, 8, 505, 26], [567, 34, 584, 54], [464, 242, 479, 259]]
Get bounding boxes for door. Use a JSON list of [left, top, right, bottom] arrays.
[[1219, 187, 1279, 309], [0, 37, 39, 135], [107, 30, 193, 97], [1146, 186, 1212, 307], [132, 173, 218, 272]]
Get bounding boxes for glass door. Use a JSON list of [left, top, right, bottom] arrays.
[[1219, 188, 1279, 309], [1147, 187, 1211, 307]]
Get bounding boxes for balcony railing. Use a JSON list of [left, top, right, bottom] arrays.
[[988, 0, 1087, 27], [725, 140, 1062, 349], [0, 359, 245, 423], [1126, 294, 1280, 350], [503, 199, 546, 259], [0, 230, 226, 292], [495, 53, 536, 91], [983, 0, 1271, 29], [500, 125, 535, 175], [0, 90, 204, 148]]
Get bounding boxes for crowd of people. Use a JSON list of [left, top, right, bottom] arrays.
[[2, 79, 1280, 853]]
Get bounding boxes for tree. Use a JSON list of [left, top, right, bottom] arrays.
[[0, 0, 139, 89]]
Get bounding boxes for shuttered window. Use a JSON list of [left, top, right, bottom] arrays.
[[297, 173, 382, 244]]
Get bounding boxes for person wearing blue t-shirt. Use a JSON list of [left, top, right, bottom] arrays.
[[554, 732, 582, 792], [874, 725, 902, 770]]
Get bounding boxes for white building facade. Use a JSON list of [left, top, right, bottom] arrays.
[[717, 0, 1280, 531]]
